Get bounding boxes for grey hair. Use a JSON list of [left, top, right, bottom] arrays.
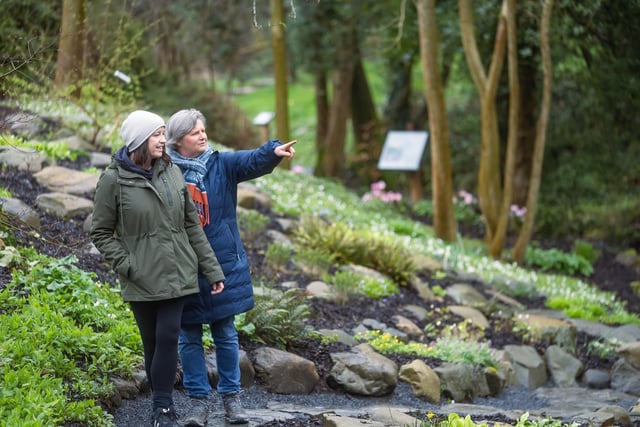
[[165, 108, 207, 147]]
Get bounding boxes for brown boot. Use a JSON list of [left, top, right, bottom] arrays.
[[221, 391, 248, 424], [182, 397, 208, 427]]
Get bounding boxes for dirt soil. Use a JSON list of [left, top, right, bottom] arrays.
[[1, 158, 639, 426]]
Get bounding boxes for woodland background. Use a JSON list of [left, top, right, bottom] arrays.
[[1, 0, 639, 258]]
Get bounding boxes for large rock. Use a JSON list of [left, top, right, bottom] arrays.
[[252, 347, 319, 394], [0, 197, 41, 227], [35, 192, 93, 219], [328, 344, 398, 396], [544, 344, 583, 387], [0, 145, 45, 172], [33, 166, 99, 196], [503, 345, 548, 389], [398, 359, 440, 403]]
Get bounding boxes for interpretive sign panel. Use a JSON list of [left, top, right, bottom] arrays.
[[377, 131, 429, 171]]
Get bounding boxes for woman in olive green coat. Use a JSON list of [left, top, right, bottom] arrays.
[[90, 110, 225, 427]]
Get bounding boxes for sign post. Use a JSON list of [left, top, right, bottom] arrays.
[[252, 112, 275, 142], [377, 131, 429, 204]]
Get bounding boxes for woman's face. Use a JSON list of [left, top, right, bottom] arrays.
[[147, 126, 166, 159], [176, 119, 208, 158]]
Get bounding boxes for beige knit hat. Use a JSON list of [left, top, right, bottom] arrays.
[[120, 110, 165, 152]]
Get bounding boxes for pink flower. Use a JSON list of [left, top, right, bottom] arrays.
[[291, 165, 305, 174], [361, 181, 402, 203]]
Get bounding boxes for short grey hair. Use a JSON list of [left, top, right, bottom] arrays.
[[166, 108, 207, 147]]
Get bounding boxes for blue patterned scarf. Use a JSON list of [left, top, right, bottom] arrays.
[[169, 146, 213, 226]]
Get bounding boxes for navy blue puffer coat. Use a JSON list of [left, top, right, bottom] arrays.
[[180, 139, 283, 324]]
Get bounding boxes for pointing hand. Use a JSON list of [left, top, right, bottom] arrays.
[[275, 140, 296, 159]]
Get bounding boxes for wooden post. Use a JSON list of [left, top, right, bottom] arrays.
[[409, 170, 423, 204], [252, 112, 275, 142]]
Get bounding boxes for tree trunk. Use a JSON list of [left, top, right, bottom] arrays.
[[271, 0, 291, 168], [319, 25, 356, 178], [513, 0, 554, 264], [513, 43, 538, 208], [489, 0, 520, 258], [459, 0, 507, 243], [314, 70, 329, 174], [351, 57, 382, 185], [384, 54, 415, 131], [415, 0, 457, 242], [54, 0, 85, 92]]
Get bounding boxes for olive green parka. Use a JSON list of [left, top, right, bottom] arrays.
[[90, 156, 225, 302]]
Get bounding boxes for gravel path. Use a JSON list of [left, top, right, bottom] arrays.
[[112, 381, 553, 426]]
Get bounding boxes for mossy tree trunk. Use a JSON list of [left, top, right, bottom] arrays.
[[415, 0, 458, 242], [459, 0, 507, 244], [317, 24, 356, 178], [351, 56, 382, 185], [513, 0, 554, 264], [54, 0, 84, 93], [271, 0, 291, 169], [489, 0, 520, 258]]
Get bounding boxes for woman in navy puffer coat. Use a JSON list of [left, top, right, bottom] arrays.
[[166, 109, 295, 425]]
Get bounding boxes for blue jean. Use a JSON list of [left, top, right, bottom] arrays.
[[178, 315, 240, 398]]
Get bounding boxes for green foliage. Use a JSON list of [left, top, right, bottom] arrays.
[[294, 216, 359, 263], [326, 269, 398, 304], [292, 247, 335, 278], [413, 411, 580, 427], [0, 133, 82, 163], [0, 0, 60, 85], [356, 330, 498, 369], [257, 168, 640, 327], [263, 242, 292, 271], [413, 192, 483, 228], [148, 80, 260, 150], [431, 285, 447, 298], [571, 240, 598, 264], [585, 337, 621, 360], [0, 250, 140, 425], [387, 218, 434, 239], [412, 200, 434, 219], [0, 187, 11, 198], [524, 246, 593, 277], [326, 270, 361, 305], [237, 209, 270, 243], [235, 287, 314, 350], [359, 234, 417, 286], [2, 3, 148, 151], [293, 216, 417, 286], [360, 274, 399, 299], [546, 295, 638, 325]]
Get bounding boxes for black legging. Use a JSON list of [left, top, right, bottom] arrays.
[[130, 297, 186, 410]]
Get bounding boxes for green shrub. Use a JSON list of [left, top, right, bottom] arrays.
[[0, 133, 82, 163], [237, 209, 270, 243], [356, 330, 498, 369], [0, 186, 11, 198], [235, 287, 314, 350], [0, 250, 139, 425], [524, 246, 593, 277], [354, 234, 417, 286], [571, 240, 598, 264], [326, 270, 361, 305], [359, 275, 399, 299], [293, 216, 417, 286], [586, 338, 621, 360], [263, 242, 292, 271], [294, 216, 361, 263], [293, 247, 335, 278]]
